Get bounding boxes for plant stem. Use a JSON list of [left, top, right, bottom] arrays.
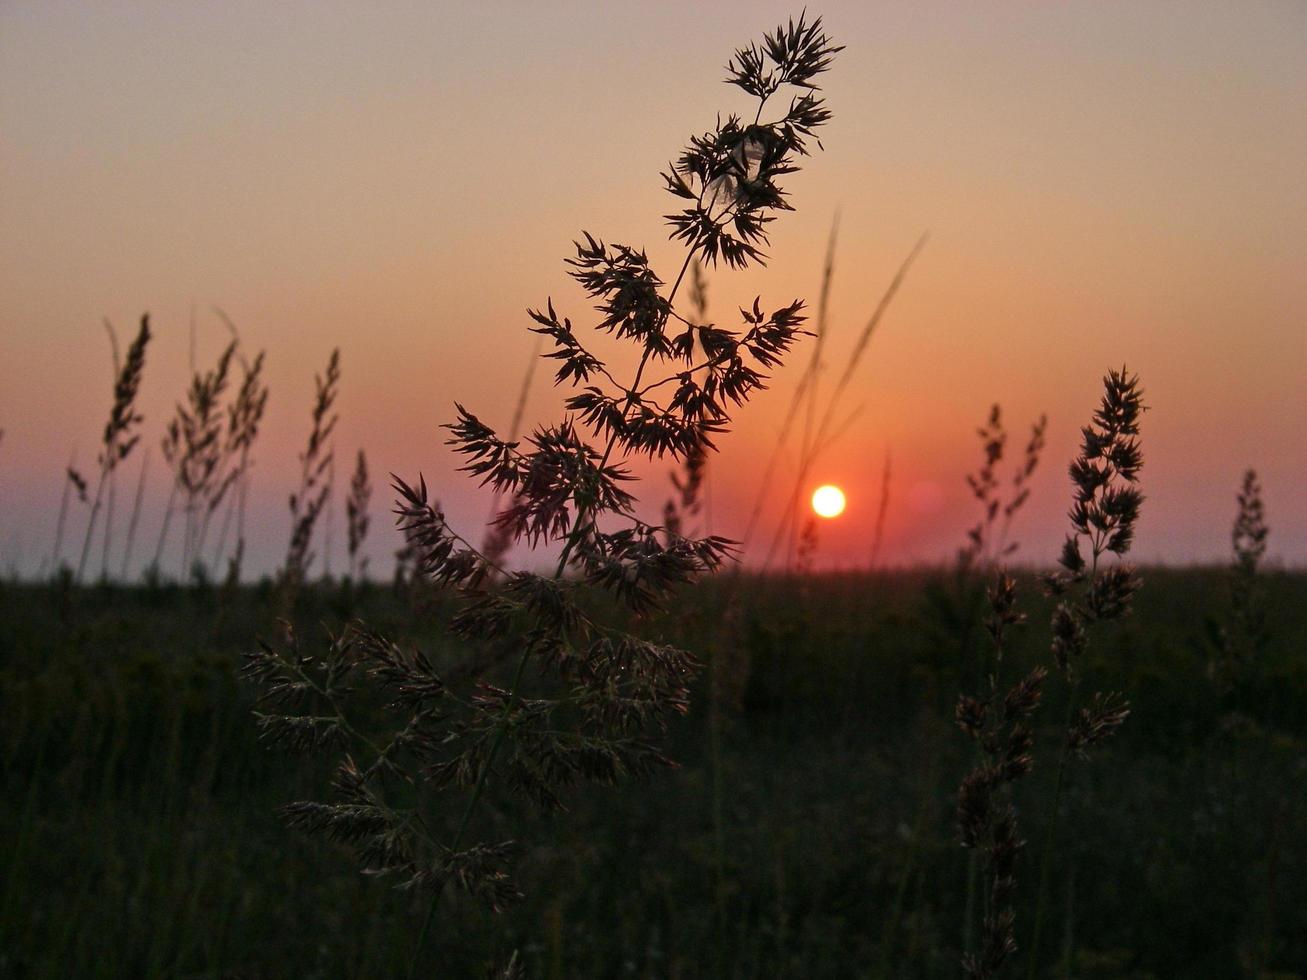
[[120, 448, 150, 581], [483, 338, 542, 536], [760, 235, 928, 571], [881, 768, 935, 974], [75, 470, 107, 584], [1060, 859, 1076, 978], [406, 638, 535, 980], [407, 237, 702, 977], [234, 471, 251, 583], [153, 482, 178, 575], [709, 650, 728, 980], [101, 466, 116, 580], [51, 452, 76, 574], [212, 482, 238, 570], [1026, 681, 1079, 980], [962, 848, 980, 964], [788, 214, 839, 569]]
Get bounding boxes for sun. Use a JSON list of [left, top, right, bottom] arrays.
[[811, 484, 846, 519]]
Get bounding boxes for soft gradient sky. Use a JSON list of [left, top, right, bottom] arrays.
[[2, 1, 1305, 576]]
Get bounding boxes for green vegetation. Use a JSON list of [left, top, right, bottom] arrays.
[[3, 570, 1304, 978]]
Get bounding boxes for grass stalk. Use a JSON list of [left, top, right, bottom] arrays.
[[483, 338, 542, 536], [249, 27, 844, 977], [868, 449, 892, 568], [406, 638, 536, 980], [880, 770, 936, 973], [50, 451, 77, 575], [98, 319, 123, 578], [407, 232, 715, 974], [75, 469, 107, 583], [737, 214, 840, 553], [787, 213, 839, 568], [710, 645, 729, 980], [210, 468, 239, 570], [77, 312, 151, 583], [761, 233, 928, 570], [1026, 682, 1079, 980], [962, 849, 980, 963], [152, 482, 178, 576], [101, 465, 117, 579], [119, 447, 150, 581]]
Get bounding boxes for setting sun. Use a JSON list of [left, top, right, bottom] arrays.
[[811, 484, 847, 519]]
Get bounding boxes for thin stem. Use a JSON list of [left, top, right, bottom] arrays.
[[211, 472, 239, 569], [555, 246, 698, 574], [195, 497, 217, 579], [323, 453, 337, 580], [633, 316, 778, 401], [790, 213, 839, 569], [101, 466, 117, 580], [153, 482, 178, 574], [234, 470, 251, 582], [484, 338, 541, 525], [758, 234, 927, 569], [760, 402, 866, 571], [181, 496, 197, 579], [287, 655, 390, 770], [406, 636, 535, 980], [868, 449, 891, 569], [708, 639, 729, 979], [120, 448, 150, 581], [408, 234, 704, 977], [963, 849, 980, 964], [51, 451, 76, 574], [1060, 860, 1076, 978], [1026, 677, 1080, 980], [881, 765, 936, 972], [75, 469, 107, 584]]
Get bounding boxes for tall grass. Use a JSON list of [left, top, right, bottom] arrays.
[[480, 339, 544, 571], [1209, 468, 1270, 695], [280, 348, 340, 607], [118, 447, 151, 580], [757, 232, 928, 570], [49, 451, 81, 576], [75, 314, 151, 583], [243, 15, 843, 976], [208, 314, 270, 582], [6, 566, 1307, 976], [662, 260, 711, 546], [345, 449, 372, 584], [956, 573, 1044, 978], [868, 447, 892, 567], [5, 12, 1304, 980], [157, 339, 236, 577], [1025, 367, 1144, 977]]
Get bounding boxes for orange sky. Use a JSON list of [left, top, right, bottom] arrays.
[[2, 2, 1305, 576]]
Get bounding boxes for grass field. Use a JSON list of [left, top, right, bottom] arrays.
[[2, 568, 1304, 978]]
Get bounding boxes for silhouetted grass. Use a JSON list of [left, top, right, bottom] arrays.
[[3, 569, 1306, 978]]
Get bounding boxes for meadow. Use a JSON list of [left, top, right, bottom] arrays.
[[2, 565, 1305, 978], [3, 12, 1305, 979]]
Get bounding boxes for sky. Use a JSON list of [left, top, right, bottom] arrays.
[[2, 1, 1305, 577]]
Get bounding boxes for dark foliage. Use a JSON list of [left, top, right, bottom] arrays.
[[957, 573, 1045, 979], [244, 16, 841, 975]]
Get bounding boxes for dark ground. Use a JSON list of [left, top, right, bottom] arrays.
[[2, 568, 1305, 978]]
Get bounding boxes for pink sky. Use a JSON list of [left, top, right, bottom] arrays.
[[2, 2, 1305, 576]]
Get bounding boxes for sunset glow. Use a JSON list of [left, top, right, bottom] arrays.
[[0, 4, 1304, 572], [812, 485, 847, 520], [2, 11, 1304, 975]]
